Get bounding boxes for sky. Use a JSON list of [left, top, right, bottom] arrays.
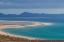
[[0, 0, 64, 14]]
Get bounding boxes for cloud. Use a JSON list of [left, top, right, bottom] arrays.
[[0, 0, 64, 9], [0, 2, 12, 5], [0, 2, 4, 4]]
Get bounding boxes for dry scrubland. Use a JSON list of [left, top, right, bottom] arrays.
[[0, 34, 64, 42]]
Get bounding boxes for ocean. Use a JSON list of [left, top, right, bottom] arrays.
[[1, 17, 64, 40]]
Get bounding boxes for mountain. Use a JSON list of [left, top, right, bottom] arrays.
[[0, 12, 64, 17]]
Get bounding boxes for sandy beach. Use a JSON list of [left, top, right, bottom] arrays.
[[0, 20, 52, 40], [0, 30, 39, 40]]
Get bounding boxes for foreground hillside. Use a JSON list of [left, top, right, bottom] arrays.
[[0, 34, 64, 42]]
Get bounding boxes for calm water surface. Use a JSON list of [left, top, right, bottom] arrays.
[[2, 22, 64, 40]]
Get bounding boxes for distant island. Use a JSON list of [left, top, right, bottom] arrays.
[[0, 12, 64, 17]]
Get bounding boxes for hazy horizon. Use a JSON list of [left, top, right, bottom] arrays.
[[1, 8, 64, 14]]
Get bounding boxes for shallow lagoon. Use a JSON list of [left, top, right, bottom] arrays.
[[2, 22, 64, 40]]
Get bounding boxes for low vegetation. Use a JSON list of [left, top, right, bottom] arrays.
[[0, 34, 63, 42]]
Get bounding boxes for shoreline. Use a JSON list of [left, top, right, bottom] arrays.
[[0, 20, 52, 40], [0, 30, 39, 40], [0, 26, 46, 40], [0, 29, 47, 40]]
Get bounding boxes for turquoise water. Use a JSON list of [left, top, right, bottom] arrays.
[[2, 22, 64, 40]]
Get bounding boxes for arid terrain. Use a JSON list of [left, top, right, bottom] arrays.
[[0, 34, 64, 42]]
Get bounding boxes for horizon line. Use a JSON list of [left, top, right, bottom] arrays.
[[0, 12, 64, 14]]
